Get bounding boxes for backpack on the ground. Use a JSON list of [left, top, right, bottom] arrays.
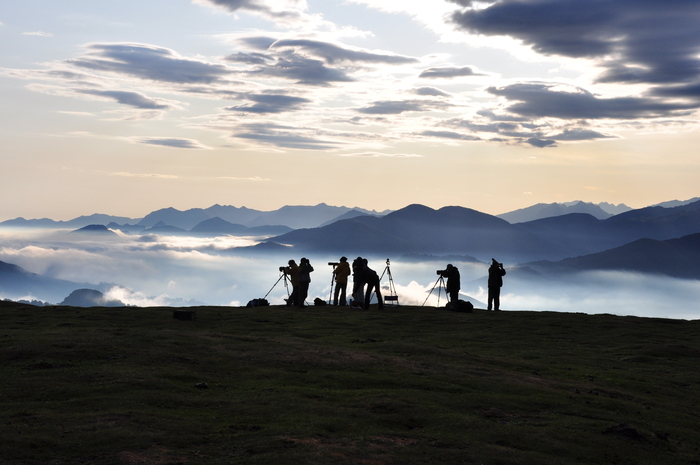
[[447, 299, 473, 313], [246, 298, 269, 308]]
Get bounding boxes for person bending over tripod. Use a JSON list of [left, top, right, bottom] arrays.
[[351, 256, 365, 307], [356, 259, 383, 309], [332, 256, 351, 305], [282, 259, 299, 306], [438, 264, 460, 303]]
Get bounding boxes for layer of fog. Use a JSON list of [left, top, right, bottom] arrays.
[[1, 228, 698, 320]]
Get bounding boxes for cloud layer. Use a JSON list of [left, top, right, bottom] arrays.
[[2, 0, 699, 154]]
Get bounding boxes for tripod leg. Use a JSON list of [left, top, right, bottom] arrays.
[[263, 273, 286, 300], [422, 276, 443, 306]]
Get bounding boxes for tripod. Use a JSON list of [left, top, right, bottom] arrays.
[[422, 274, 446, 307], [263, 271, 291, 302], [328, 265, 336, 304], [379, 258, 399, 306]]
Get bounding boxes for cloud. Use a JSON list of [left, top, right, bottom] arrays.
[[22, 31, 53, 37], [224, 51, 272, 65], [414, 87, 450, 97], [419, 66, 483, 79], [248, 51, 353, 85], [56, 111, 96, 117], [224, 93, 311, 113], [271, 38, 418, 65], [444, 117, 539, 138], [548, 128, 617, 141], [450, 0, 700, 99], [357, 99, 449, 115], [68, 43, 232, 84], [131, 137, 212, 149], [476, 109, 527, 122], [111, 172, 180, 178], [419, 130, 480, 141], [339, 152, 423, 158], [526, 138, 556, 148], [77, 89, 176, 110], [194, 0, 308, 20], [231, 122, 340, 150], [237, 36, 278, 51], [487, 83, 699, 119]]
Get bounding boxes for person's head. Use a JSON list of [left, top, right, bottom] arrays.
[[492, 258, 499, 266], [300, 257, 308, 264], [288, 259, 296, 266], [340, 256, 347, 262], [446, 264, 453, 270], [362, 258, 368, 266]]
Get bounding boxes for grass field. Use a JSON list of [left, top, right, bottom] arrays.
[[1, 301, 700, 464]]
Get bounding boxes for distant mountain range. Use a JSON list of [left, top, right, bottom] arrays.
[[0, 214, 142, 229], [525, 233, 700, 280], [516, 200, 700, 257], [136, 203, 389, 230], [1, 203, 390, 232], [497, 201, 632, 223], [3, 198, 697, 232], [266, 200, 700, 262], [269, 204, 567, 262]]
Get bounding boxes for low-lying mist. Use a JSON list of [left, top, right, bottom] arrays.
[[1, 229, 698, 320]]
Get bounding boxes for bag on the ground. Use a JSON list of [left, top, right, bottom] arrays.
[[313, 297, 327, 306], [246, 298, 269, 307], [447, 299, 473, 313]]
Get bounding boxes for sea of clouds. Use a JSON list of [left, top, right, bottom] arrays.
[[1, 228, 699, 320]]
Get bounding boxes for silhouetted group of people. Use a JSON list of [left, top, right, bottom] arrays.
[[282, 256, 384, 309], [281, 255, 506, 310], [282, 257, 314, 307]]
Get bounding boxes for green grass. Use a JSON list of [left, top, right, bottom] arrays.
[[1, 301, 700, 464]]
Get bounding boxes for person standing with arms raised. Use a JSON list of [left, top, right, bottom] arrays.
[[487, 259, 506, 311]]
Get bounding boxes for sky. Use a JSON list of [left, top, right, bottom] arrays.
[[1, 0, 700, 221]]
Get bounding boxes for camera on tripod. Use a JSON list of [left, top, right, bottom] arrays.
[[279, 266, 286, 272], [328, 262, 339, 267], [436, 269, 447, 276]]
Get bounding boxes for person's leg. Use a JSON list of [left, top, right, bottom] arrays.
[[333, 282, 341, 305], [364, 282, 375, 309], [289, 286, 298, 306], [494, 288, 501, 311], [376, 281, 384, 309], [299, 283, 308, 307], [487, 287, 493, 310], [339, 283, 347, 305]]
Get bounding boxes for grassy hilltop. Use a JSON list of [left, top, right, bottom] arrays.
[[1, 301, 700, 464]]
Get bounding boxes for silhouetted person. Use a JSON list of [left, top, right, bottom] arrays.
[[332, 256, 351, 305], [298, 257, 314, 307], [357, 259, 383, 309], [442, 263, 460, 303], [283, 259, 300, 306], [351, 256, 365, 307], [488, 259, 506, 311]]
